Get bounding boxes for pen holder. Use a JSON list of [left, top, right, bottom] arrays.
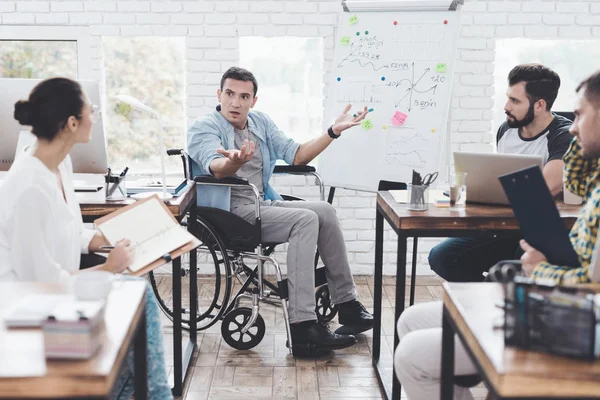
[[105, 174, 127, 201], [407, 184, 429, 211]]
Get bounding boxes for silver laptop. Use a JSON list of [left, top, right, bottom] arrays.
[[454, 152, 544, 205], [0, 78, 108, 174]]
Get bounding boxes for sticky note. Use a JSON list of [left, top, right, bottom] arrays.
[[349, 15, 358, 25], [436, 63, 447, 73], [392, 111, 408, 127], [361, 119, 373, 130], [341, 36, 350, 46]]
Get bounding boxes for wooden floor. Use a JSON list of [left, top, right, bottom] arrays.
[[153, 274, 488, 399]]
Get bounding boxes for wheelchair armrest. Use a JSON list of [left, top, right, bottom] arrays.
[[273, 165, 316, 174], [194, 175, 250, 186]]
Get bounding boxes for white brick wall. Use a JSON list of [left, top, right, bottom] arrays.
[[1, 0, 598, 276]]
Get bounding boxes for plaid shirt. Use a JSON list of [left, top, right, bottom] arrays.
[[532, 138, 600, 284]]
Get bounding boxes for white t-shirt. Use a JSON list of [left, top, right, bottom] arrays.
[[0, 150, 95, 283]]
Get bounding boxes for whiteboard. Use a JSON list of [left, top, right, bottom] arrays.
[[319, 7, 462, 192]]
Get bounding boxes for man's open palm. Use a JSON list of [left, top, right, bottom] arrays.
[[332, 104, 369, 135], [217, 139, 256, 165]]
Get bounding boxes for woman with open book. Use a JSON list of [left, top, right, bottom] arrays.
[[0, 77, 172, 400]]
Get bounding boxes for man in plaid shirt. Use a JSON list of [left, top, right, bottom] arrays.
[[521, 69, 600, 284]]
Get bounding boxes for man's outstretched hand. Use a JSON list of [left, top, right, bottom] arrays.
[[331, 104, 369, 136], [216, 139, 256, 165]]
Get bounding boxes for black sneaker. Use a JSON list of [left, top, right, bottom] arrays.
[[335, 299, 374, 335], [289, 320, 357, 357]]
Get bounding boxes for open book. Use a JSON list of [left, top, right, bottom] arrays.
[[95, 195, 199, 273]]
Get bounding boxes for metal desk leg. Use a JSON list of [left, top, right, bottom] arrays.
[[391, 234, 407, 400], [189, 195, 198, 344], [441, 305, 455, 400], [172, 257, 183, 396], [373, 208, 384, 362], [134, 305, 148, 399], [373, 208, 391, 399]]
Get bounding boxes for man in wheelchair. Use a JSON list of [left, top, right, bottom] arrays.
[[187, 66, 373, 356]]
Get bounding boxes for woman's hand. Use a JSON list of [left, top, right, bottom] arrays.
[[105, 239, 133, 273]]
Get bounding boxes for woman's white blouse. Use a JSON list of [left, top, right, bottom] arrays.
[[0, 152, 95, 283]]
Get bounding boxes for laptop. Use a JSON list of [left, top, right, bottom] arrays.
[[454, 152, 543, 205], [499, 165, 579, 268]]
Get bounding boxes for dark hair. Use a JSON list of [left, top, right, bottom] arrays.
[[507, 64, 561, 111], [13, 77, 84, 141], [576, 70, 600, 108], [220, 67, 258, 96]]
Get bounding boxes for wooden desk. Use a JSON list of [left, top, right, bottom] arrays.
[[78, 182, 198, 396], [441, 282, 600, 399], [373, 191, 581, 400], [0, 281, 147, 399]]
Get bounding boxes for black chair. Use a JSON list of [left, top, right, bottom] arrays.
[[378, 180, 419, 306], [555, 111, 575, 122]]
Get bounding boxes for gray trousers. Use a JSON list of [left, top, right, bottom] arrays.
[[231, 200, 357, 323]]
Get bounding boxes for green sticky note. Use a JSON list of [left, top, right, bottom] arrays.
[[349, 15, 358, 25], [361, 119, 373, 130], [341, 36, 351, 46], [436, 63, 447, 73]]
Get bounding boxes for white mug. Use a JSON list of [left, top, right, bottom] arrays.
[[564, 183, 583, 205], [73, 271, 115, 301]]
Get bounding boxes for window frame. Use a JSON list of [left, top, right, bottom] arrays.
[[0, 25, 93, 79]]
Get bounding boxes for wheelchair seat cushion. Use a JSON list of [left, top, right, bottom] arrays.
[[196, 207, 284, 251]]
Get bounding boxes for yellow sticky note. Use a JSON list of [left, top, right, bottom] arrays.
[[361, 119, 373, 130], [341, 36, 350, 46], [349, 15, 358, 25], [436, 63, 447, 73]]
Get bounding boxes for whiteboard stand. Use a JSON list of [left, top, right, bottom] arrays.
[[317, 2, 464, 400]]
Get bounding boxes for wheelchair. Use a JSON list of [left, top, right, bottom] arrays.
[[148, 149, 338, 353]]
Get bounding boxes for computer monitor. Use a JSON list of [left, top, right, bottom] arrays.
[[0, 78, 108, 174]]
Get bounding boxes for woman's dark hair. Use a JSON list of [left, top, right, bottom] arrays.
[[13, 77, 84, 141]]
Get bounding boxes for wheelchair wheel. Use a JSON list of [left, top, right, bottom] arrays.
[[315, 285, 338, 322], [221, 307, 265, 350], [149, 216, 233, 331]]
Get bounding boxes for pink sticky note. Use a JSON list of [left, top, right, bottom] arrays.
[[392, 111, 408, 126]]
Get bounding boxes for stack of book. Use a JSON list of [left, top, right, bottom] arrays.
[[42, 301, 105, 359]]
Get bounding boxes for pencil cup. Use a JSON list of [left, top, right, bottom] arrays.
[[105, 176, 127, 201], [407, 184, 429, 211]]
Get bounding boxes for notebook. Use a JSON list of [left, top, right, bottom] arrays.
[[499, 165, 579, 268], [95, 195, 199, 273]]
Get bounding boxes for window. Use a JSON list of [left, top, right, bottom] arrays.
[[239, 37, 324, 163], [492, 39, 600, 136], [102, 37, 186, 173], [0, 26, 92, 79], [0, 41, 77, 79]]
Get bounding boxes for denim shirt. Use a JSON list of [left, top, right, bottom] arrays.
[[187, 106, 300, 210]]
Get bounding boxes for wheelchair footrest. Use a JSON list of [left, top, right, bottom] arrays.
[[287, 342, 330, 358]]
